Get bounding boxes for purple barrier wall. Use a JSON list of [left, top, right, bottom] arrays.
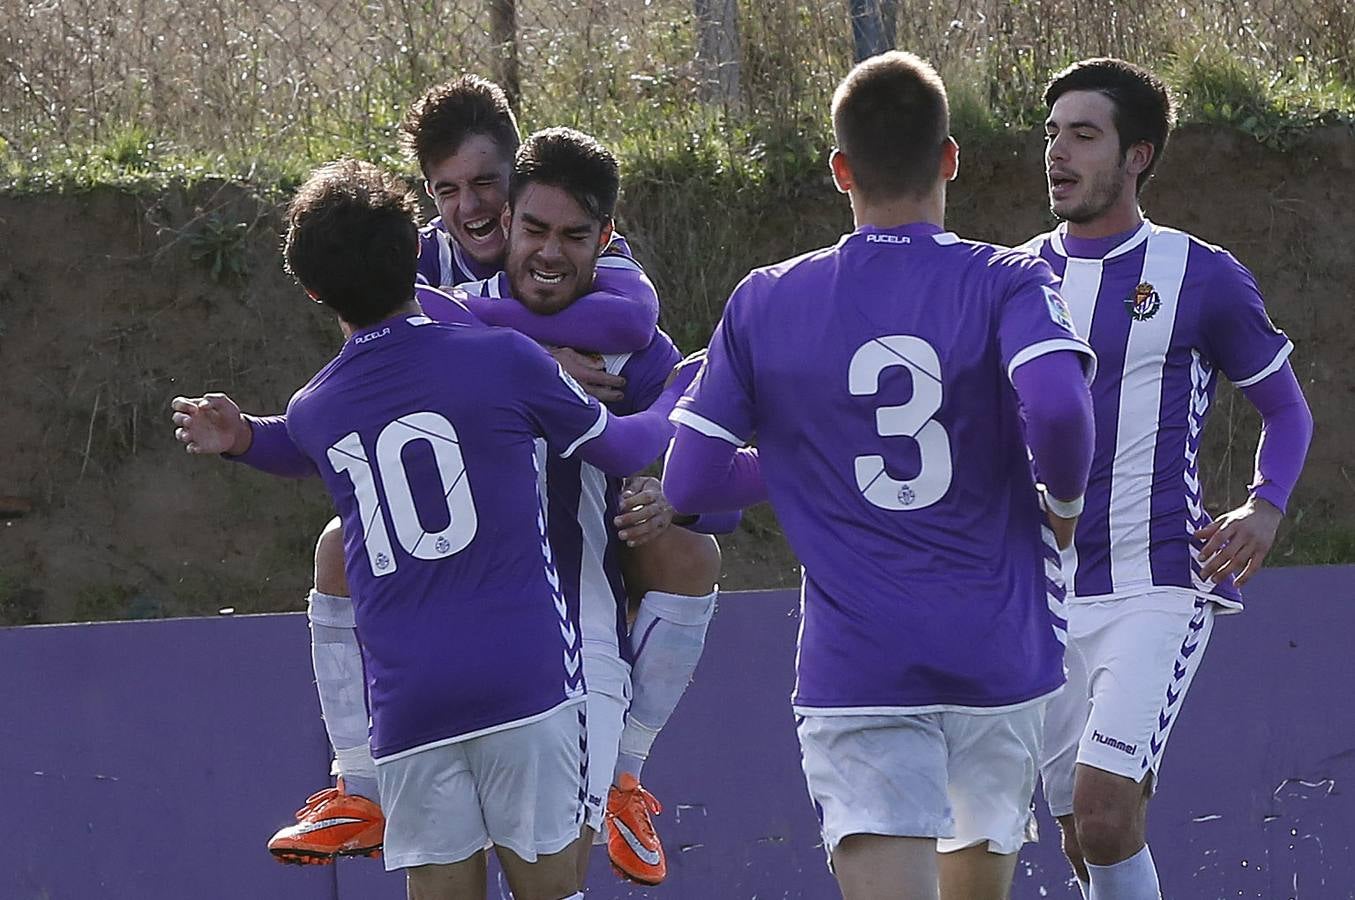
[[4, 566, 1353, 899]]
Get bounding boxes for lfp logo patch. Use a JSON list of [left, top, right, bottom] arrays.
[[1126, 282, 1161, 321], [1042, 286, 1075, 332]]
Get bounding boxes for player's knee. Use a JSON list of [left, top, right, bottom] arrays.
[[1071, 798, 1142, 864], [629, 528, 720, 597], [314, 517, 351, 598]]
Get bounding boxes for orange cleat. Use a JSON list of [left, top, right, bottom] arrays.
[[267, 778, 384, 865], [605, 773, 667, 885]]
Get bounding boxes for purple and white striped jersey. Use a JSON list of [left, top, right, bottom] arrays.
[[416, 216, 499, 287], [285, 313, 605, 761], [1021, 220, 1292, 607], [458, 273, 681, 667], [674, 223, 1095, 712]]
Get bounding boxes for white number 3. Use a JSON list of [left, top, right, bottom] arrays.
[[326, 411, 479, 577], [848, 336, 953, 511]]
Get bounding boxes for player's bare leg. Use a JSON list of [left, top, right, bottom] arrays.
[[405, 850, 487, 900], [495, 838, 585, 900], [832, 834, 940, 900], [1069, 765, 1157, 898], [937, 844, 1019, 900]]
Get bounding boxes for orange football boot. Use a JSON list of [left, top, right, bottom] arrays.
[[606, 773, 667, 884], [267, 778, 384, 865]]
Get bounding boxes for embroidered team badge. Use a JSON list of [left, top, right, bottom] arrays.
[[1125, 282, 1161, 321]]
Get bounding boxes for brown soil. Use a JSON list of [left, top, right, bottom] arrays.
[[2, 125, 1352, 624]]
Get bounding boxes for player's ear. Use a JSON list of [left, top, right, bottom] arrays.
[[941, 137, 960, 183], [306, 288, 323, 305], [500, 204, 513, 236], [829, 148, 852, 194], [422, 178, 434, 201], [597, 218, 614, 252], [1125, 140, 1153, 182]]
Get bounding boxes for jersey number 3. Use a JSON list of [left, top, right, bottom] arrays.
[[326, 412, 478, 577], [849, 336, 953, 511]]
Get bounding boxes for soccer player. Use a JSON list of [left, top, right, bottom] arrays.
[[223, 74, 698, 880], [1025, 58, 1314, 900], [661, 52, 1097, 900], [449, 126, 726, 885], [173, 159, 698, 900], [177, 126, 722, 886]]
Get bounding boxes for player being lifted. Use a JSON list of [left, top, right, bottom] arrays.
[[173, 117, 722, 886], [1024, 58, 1313, 900], [662, 52, 1096, 900], [174, 158, 699, 900], [441, 126, 730, 885]]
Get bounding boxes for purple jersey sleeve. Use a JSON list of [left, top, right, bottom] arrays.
[[1010, 352, 1095, 503], [663, 428, 768, 514], [1239, 362, 1313, 513], [994, 250, 1097, 383], [669, 277, 758, 446], [416, 284, 480, 326], [228, 414, 317, 478], [459, 239, 659, 354], [1198, 251, 1293, 386]]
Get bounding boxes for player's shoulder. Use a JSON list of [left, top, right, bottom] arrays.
[[418, 216, 448, 238], [597, 232, 644, 273], [737, 243, 840, 301], [1147, 220, 1253, 284], [1014, 228, 1058, 257]]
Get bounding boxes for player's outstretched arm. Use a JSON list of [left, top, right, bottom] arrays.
[[461, 264, 659, 354], [1010, 351, 1095, 549], [662, 428, 767, 515], [1196, 362, 1313, 586], [568, 353, 703, 476], [170, 395, 316, 478]]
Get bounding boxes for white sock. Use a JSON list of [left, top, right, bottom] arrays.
[[1087, 844, 1160, 900], [615, 590, 716, 783], [308, 590, 377, 801]]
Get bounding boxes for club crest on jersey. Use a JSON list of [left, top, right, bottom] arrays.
[[375, 552, 391, 571], [896, 484, 916, 506], [1125, 282, 1161, 321]]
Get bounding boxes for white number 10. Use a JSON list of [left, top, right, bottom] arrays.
[[848, 336, 953, 511], [326, 411, 479, 577]]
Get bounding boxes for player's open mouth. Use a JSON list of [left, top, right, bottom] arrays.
[[1048, 172, 1078, 200], [530, 269, 565, 285], [462, 217, 498, 242]]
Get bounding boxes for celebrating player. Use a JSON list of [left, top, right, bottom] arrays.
[[173, 159, 699, 900], [174, 124, 723, 886], [1024, 58, 1314, 900], [449, 126, 726, 885], [662, 52, 1096, 900]]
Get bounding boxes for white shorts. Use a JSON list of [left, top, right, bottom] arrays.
[[1041, 592, 1216, 818], [798, 702, 1047, 859], [375, 703, 586, 871], [582, 649, 631, 833]]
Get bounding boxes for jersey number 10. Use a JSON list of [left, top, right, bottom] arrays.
[[326, 411, 479, 577]]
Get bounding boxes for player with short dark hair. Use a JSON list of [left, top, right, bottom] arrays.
[[177, 123, 722, 886], [1025, 57, 1313, 900], [173, 158, 699, 900], [448, 126, 725, 886], [663, 51, 1097, 900]]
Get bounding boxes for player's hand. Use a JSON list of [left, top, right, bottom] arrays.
[[614, 476, 676, 547], [551, 347, 625, 403], [665, 348, 707, 392], [1195, 497, 1283, 587], [170, 394, 252, 456]]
